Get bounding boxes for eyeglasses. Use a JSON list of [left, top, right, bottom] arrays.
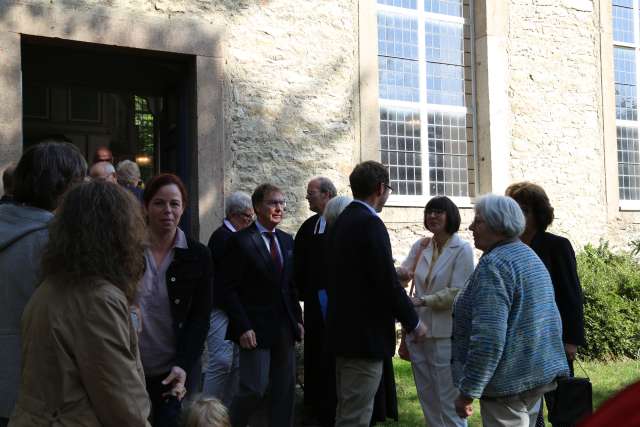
[[237, 212, 254, 221], [425, 208, 445, 216], [265, 199, 287, 208], [306, 190, 322, 197], [384, 184, 393, 194]]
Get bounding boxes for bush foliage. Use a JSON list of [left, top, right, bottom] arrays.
[[577, 242, 640, 360]]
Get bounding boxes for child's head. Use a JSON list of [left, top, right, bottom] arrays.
[[183, 396, 230, 427]]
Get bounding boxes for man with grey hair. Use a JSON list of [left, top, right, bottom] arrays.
[[294, 176, 337, 426], [116, 160, 143, 201], [89, 161, 117, 184], [203, 191, 254, 406]]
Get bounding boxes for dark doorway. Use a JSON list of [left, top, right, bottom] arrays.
[[21, 36, 198, 235]]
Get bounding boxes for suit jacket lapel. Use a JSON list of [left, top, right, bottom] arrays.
[[248, 224, 277, 276], [430, 234, 460, 281], [275, 229, 291, 273]]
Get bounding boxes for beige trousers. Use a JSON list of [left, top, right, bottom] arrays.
[[480, 392, 543, 427], [334, 357, 383, 427], [408, 337, 466, 427]]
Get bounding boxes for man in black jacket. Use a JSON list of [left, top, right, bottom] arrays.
[[203, 191, 254, 406], [294, 176, 337, 426], [222, 183, 303, 427], [327, 161, 426, 427]]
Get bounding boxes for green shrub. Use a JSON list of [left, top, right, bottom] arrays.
[[577, 242, 640, 360]]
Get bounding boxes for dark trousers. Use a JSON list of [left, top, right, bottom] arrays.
[[0, 417, 8, 427], [303, 301, 336, 427], [146, 373, 182, 427], [229, 323, 296, 427]]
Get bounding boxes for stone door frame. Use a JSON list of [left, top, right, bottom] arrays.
[[0, 0, 225, 240]]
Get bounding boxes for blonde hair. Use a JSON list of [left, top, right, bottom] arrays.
[[183, 397, 230, 427]]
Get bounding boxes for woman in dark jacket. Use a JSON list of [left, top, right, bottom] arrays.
[[506, 182, 585, 427], [137, 173, 213, 427]]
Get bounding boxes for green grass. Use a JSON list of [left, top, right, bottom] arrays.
[[380, 358, 640, 427]]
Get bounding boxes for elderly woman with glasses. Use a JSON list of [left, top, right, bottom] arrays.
[[397, 196, 474, 427], [452, 195, 569, 426]]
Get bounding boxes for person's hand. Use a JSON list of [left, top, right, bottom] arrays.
[[161, 366, 187, 401], [298, 323, 305, 340], [397, 267, 414, 282], [454, 394, 474, 418], [409, 321, 427, 343], [410, 296, 423, 307], [564, 343, 578, 360], [239, 329, 257, 349]]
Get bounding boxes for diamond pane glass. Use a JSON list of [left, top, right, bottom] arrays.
[[615, 47, 638, 120], [378, 0, 417, 8], [424, 0, 462, 17], [618, 126, 640, 200], [613, 5, 635, 43], [380, 107, 423, 196], [377, 13, 419, 60], [427, 112, 468, 197]]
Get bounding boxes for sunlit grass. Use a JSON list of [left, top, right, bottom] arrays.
[[380, 358, 640, 427]]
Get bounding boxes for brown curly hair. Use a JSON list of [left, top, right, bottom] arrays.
[[41, 181, 147, 302], [505, 181, 555, 231]]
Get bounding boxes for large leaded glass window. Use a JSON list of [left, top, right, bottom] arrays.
[[377, 0, 475, 200], [613, 0, 640, 201]]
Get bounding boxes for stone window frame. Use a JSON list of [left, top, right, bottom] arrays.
[[610, 0, 640, 211], [358, 0, 511, 208], [377, 0, 476, 207], [0, 0, 225, 240]]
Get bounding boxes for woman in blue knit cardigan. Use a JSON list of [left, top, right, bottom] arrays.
[[451, 195, 569, 426]]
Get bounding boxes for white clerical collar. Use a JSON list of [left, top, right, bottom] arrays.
[[314, 215, 327, 234]]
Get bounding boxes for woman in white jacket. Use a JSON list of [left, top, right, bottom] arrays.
[[398, 196, 474, 427]]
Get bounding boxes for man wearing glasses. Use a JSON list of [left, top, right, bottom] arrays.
[[221, 183, 303, 427], [326, 161, 427, 427], [203, 191, 254, 406]]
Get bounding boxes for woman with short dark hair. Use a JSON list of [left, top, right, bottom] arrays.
[[138, 173, 213, 427], [0, 139, 86, 426], [397, 196, 474, 427], [10, 181, 151, 426], [452, 194, 569, 426]]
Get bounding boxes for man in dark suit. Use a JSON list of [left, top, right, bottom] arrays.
[[294, 176, 337, 426], [203, 191, 254, 406], [327, 161, 427, 427], [222, 183, 303, 427]]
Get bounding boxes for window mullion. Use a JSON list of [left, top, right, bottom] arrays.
[[418, 2, 430, 196]]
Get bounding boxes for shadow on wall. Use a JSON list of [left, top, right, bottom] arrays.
[[0, 0, 364, 232]]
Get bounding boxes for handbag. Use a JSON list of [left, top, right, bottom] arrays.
[[547, 358, 593, 425], [397, 237, 430, 361]]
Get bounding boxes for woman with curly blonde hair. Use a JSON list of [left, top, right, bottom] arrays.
[[10, 181, 151, 426]]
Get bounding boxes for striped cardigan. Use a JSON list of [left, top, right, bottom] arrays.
[[452, 240, 570, 398]]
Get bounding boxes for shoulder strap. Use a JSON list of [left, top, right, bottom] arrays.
[[409, 237, 431, 297]]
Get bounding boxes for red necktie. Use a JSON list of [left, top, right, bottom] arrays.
[[264, 232, 282, 271]]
